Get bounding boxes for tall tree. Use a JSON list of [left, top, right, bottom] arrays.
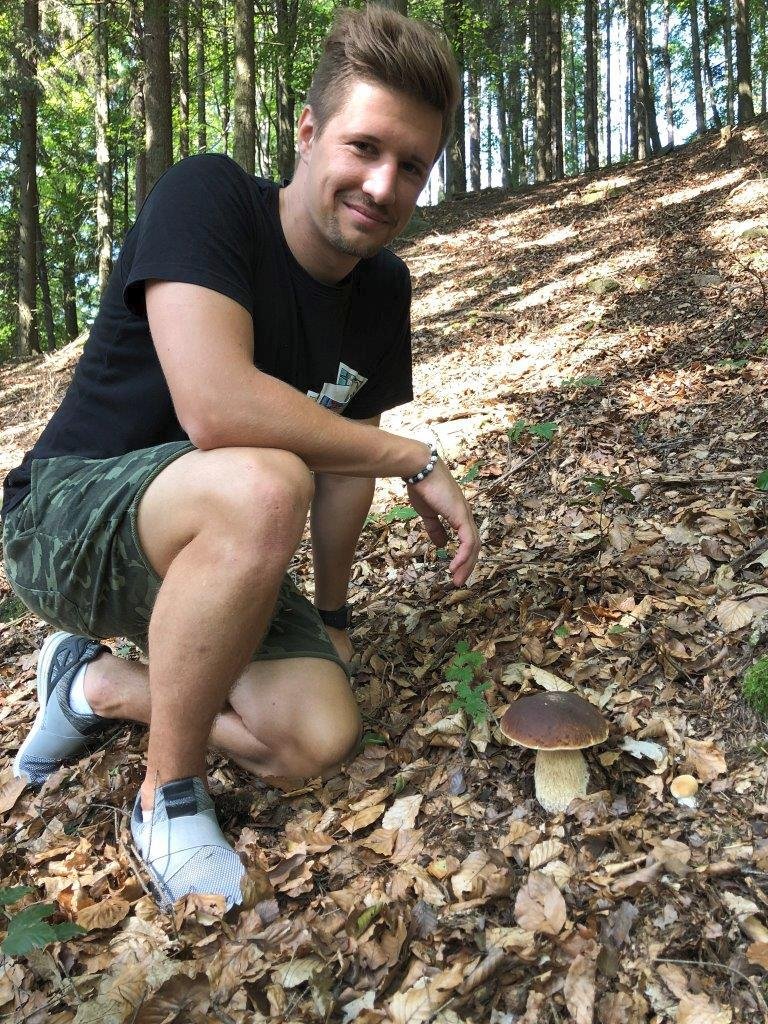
[[274, 0, 298, 181], [18, 0, 40, 356], [631, 0, 650, 158], [195, 0, 206, 151], [144, 0, 173, 191], [688, 0, 706, 133], [95, 0, 113, 295], [36, 217, 55, 351], [233, 0, 254, 170], [661, 0, 674, 145], [584, 0, 599, 170], [467, 68, 481, 190], [220, 0, 230, 154], [723, 0, 735, 126], [444, 0, 466, 195], [702, 0, 723, 127], [178, 0, 190, 158], [551, 3, 564, 179], [533, 0, 553, 181], [605, 0, 613, 164], [734, 0, 755, 121]]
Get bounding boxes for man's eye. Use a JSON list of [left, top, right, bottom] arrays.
[[352, 141, 372, 153]]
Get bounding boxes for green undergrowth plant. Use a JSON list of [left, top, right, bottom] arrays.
[[561, 375, 604, 390], [757, 471, 768, 491], [0, 887, 85, 956], [445, 641, 491, 725], [507, 419, 558, 444], [742, 657, 768, 716]]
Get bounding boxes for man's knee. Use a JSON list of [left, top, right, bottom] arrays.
[[278, 695, 363, 779]]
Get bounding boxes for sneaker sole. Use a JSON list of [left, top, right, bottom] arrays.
[[12, 630, 73, 781]]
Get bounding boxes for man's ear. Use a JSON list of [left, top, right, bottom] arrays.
[[297, 106, 317, 162]]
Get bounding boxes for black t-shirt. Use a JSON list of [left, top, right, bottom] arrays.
[[2, 153, 413, 517]]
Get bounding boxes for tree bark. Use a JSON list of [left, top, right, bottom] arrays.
[[510, 19, 526, 184], [723, 0, 735, 126], [631, 0, 649, 159], [275, 0, 298, 181], [551, 3, 563, 178], [567, 13, 579, 170], [702, 0, 723, 127], [221, 0, 230, 155], [62, 256, 79, 342], [444, 0, 466, 195], [232, 0, 254, 170], [605, 0, 612, 164], [95, 0, 113, 296], [496, 70, 512, 188], [662, 0, 674, 145], [688, 0, 706, 133], [734, 0, 755, 121], [144, 0, 173, 192], [36, 217, 55, 352], [18, 0, 40, 357], [467, 68, 481, 190], [195, 0, 206, 151], [584, 0, 599, 170], [645, 1, 663, 153], [178, 0, 190, 158]]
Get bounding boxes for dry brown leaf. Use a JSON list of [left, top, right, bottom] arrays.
[[388, 961, 466, 1024], [76, 897, 130, 932], [684, 737, 727, 782], [676, 992, 732, 1023], [715, 597, 753, 632], [514, 871, 567, 935], [339, 802, 387, 833], [528, 839, 564, 870], [563, 941, 599, 1024], [747, 942, 768, 970], [0, 775, 27, 815], [133, 973, 211, 1024], [381, 794, 423, 830]]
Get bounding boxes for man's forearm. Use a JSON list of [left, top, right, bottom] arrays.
[[311, 473, 376, 609]]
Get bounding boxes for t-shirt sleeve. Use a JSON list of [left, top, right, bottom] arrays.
[[344, 263, 414, 420], [122, 154, 257, 318]]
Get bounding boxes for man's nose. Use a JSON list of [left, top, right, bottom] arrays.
[[362, 160, 397, 208]]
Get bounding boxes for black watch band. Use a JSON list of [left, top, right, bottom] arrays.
[[317, 604, 352, 630]]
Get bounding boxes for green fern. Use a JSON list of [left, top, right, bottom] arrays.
[[445, 642, 491, 725]]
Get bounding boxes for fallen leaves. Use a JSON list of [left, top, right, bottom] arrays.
[[514, 871, 567, 935]]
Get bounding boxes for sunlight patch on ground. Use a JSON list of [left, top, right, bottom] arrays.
[[706, 216, 768, 241], [509, 278, 570, 311], [657, 168, 745, 208], [557, 249, 597, 269], [726, 178, 768, 210]]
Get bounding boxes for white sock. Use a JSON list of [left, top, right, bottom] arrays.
[[68, 665, 95, 716]]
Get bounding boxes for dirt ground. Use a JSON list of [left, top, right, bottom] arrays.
[[1, 120, 767, 1023]]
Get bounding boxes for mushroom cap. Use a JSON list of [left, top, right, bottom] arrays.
[[501, 691, 609, 751], [670, 774, 699, 799]]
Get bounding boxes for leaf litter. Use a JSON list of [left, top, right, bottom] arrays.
[[1, 124, 768, 1021]]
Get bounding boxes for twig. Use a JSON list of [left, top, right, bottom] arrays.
[[653, 957, 768, 1023], [730, 537, 768, 572], [730, 252, 767, 308]]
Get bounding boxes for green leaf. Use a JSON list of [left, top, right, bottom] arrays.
[[562, 375, 603, 390], [607, 624, 628, 635], [554, 625, 570, 638], [757, 471, 768, 491], [614, 485, 636, 503], [449, 679, 491, 724], [356, 902, 384, 935], [392, 774, 407, 795], [529, 421, 558, 441], [360, 731, 387, 748], [586, 476, 608, 494], [460, 463, 480, 483], [1, 904, 84, 956], [0, 887, 34, 908], [436, 548, 450, 560], [384, 505, 419, 523], [507, 420, 527, 444]]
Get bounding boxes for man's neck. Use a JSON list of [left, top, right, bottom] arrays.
[[279, 182, 358, 286]]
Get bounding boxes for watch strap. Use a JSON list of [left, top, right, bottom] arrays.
[[317, 604, 352, 630]]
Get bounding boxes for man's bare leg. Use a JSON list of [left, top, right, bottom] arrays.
[[83, 652, 362, 781], [132, 446, 315, 809]]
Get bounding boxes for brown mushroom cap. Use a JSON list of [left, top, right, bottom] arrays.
[[501, 692, 609, 751]]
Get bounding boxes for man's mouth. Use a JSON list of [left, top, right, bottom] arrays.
[[343, 201, 391, 226]]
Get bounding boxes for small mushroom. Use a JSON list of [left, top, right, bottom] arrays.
[[501, 692, 609, 814], [670, 774, 698, 807]]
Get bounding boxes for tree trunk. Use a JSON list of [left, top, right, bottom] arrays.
[[444, 0, 466, 195], [467, 68, 481, 190], [275, 0, 298, 181], [36, 218, 55, 352], [62, 256, 79, 341], [221, 0, 230, 155], [631, 0, 649, 159], [232, 0, 254, 170], [496, 70, 512, 188], [551, 3, 563, 178], [567, 13, 579, 170], [18, 0, 40, 357], [662, 0, 674, 145], [723, 0, 735, 126], [605, 0, 612, 165], [688, 0, 706, 133], [144, 0, 173, 191], [533, 0, 553, 181], [584, 0, 599, 170], [760, 2, 766, 113], [95, 0, 113, 296], [195, 0, 207, 150], [626, 10, 635, 155], [645, 2, 663, 153], [178, 0, 190, 158], [128, 1, 147, 212], [734, 0, 755, 121], [376, 0, 407, 12], [510, 19, 526, 185], [702, 0, 723, 127]]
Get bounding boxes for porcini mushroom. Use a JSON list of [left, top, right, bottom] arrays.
[[501, 692, 609, 814]]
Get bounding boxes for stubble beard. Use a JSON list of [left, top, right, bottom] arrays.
[[325, 209, 389, 260]]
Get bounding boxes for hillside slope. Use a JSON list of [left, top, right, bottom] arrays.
[[1, 121, 767, 1023]]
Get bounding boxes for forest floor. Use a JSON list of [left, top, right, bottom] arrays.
[[1, 120, 768, 1024]]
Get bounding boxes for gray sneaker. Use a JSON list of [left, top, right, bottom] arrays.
[[13, 631, 111, 786]]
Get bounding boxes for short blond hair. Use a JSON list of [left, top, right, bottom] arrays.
[[305, 5, 459, 160]]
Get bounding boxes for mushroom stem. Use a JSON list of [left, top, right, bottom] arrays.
[[534, 748, 589, 814]]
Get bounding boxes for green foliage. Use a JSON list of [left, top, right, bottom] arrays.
[[460, 463, 481, 483], [742, 657, 768, 717], [756, 471, 768, 492], [554, 625, 570, 638], [585, 475, 635, 503], [561, 375, 604, 390], [360, 730, 387, 748], [0, 888, 85, 956], [445, 642, 490, 725], [383, 505, 419, 524], [507, 420, 558, 444]]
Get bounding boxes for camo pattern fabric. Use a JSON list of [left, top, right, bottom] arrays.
[[2, 440, 349, 678]]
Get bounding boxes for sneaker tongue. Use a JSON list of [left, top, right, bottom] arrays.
[[161, 777, 201, 818]]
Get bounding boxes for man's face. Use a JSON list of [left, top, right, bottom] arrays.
[[296, 79, 442, 263]]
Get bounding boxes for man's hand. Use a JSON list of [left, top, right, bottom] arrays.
[[407, 460, 480, 587], [325, 625, 354, 665]]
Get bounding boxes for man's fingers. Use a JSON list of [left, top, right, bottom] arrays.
[[449, 518, 480, 585]]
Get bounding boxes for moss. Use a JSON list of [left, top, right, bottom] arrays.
[[742, 656, 768, 717]]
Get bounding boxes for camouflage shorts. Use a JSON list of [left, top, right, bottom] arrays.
[[2, 440, 349, 677]]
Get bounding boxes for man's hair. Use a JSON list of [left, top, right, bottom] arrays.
[[305, 5, 460, 160]]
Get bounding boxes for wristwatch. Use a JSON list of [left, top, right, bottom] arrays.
[[317, 604, 352, 630]]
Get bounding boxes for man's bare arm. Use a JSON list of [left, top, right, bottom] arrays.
[[146, 280, 481, 584]]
